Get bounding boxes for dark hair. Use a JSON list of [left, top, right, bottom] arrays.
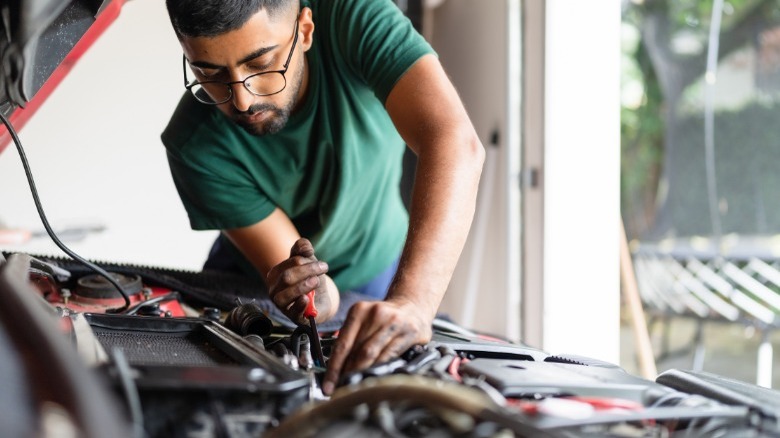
[[166, 0, 298, 38]]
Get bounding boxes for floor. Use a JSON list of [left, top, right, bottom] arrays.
[[619, 309, 780, 389]]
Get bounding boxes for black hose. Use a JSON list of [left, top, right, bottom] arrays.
[[0, 110, 131, 312]]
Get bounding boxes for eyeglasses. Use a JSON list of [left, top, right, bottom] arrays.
[[183, 19, 299, 105]]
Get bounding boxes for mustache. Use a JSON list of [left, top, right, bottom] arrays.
[[233, 103, 279, 116]]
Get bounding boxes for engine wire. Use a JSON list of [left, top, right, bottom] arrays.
[[111, 348, 145, 438], [266, 374, 556, 438], [0, 110, 131, 312]]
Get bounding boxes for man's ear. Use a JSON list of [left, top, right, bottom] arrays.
[[299, 7, 315, 52]]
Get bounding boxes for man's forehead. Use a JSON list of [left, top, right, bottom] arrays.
[[181, 8, 292, 66]]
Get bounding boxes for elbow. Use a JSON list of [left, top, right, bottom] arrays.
[[462, 129, 486, 179], [472, 133, 486, 173]]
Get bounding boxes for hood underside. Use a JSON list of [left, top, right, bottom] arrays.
[[0, 0, 123, 152]]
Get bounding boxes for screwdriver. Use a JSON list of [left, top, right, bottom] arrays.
[[305, 290, 325, 368]]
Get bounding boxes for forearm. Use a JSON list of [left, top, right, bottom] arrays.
[[386, 132, 485, 318]]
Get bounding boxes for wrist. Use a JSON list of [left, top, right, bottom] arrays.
[[383, 264, 446, 321], [385, 293, 437, 321]]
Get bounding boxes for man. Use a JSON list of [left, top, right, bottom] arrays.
[[162, 0, 484, 395]]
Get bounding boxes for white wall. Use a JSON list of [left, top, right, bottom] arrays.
[[431, 0, 522, 341], [542, 0, 621, 362], [432, 0, 621, 363], [0, 1, 218, 270]]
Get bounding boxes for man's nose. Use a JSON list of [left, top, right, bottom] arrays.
[[230, 82, 255, 112]]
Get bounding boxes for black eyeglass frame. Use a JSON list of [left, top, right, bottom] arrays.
[[182, 18, 300, 105]]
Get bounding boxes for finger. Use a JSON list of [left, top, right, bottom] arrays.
[[322, 304, 368, 395], [266, 255, 313, 282], [291, 238, 314, 258], [342, 322, 402, 375], [374, 334, 416, 365], [287, 295, 311, 325], [268, 259, 328, 291], [270, 275, 319, 309]]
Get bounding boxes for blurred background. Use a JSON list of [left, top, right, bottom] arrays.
[[621, 0, 780, 388]]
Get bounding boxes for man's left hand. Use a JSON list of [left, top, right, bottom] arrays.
[[321, 299, 433, 395], [266, 238, 334, 325]]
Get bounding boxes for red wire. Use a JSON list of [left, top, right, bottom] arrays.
[[447, 356, 463, 382], [562, 396, 643, 411], [505, 398, 540, 415]]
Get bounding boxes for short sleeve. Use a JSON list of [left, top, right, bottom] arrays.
[[165, 134, 276, 231], [161, 92, 277, 230], [327, 0, 436, 103]]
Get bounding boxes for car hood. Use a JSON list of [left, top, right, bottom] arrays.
[[0, 0, 125, 153]]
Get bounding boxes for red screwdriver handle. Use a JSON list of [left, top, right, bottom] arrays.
[[304, 290, 318, 318]]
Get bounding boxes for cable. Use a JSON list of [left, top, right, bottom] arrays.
[[649, 391, 688, 408], [111, 348, 145, 438], [0, 110, 131, 312], [266, 375, 555, 438], [447, 356, 463, 382], [703, 0, 725, 240], [124, 291, 181, 316]]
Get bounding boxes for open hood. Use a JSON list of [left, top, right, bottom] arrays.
[[0, 0, 125, 153]]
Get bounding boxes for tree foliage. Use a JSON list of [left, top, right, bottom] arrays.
[[621, 0, 780, 238]]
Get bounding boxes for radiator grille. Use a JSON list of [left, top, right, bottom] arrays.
[[92, 328, 238, 367]]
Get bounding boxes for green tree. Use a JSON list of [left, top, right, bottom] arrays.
[[621, 0, 778, 238]]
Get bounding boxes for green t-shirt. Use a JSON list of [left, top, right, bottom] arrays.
[[161, 0, 434, 291]]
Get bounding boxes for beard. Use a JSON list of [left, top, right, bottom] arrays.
[[231, 61, 305, 136], [233, 103, 290, 136]]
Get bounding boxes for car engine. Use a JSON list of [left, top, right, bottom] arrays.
[[1, 251, 779, 437]]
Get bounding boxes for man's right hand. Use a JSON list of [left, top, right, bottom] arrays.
[[266, 238, 335, 325]]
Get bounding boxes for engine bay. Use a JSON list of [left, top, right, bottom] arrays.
[[1, 251, 779, 437]]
